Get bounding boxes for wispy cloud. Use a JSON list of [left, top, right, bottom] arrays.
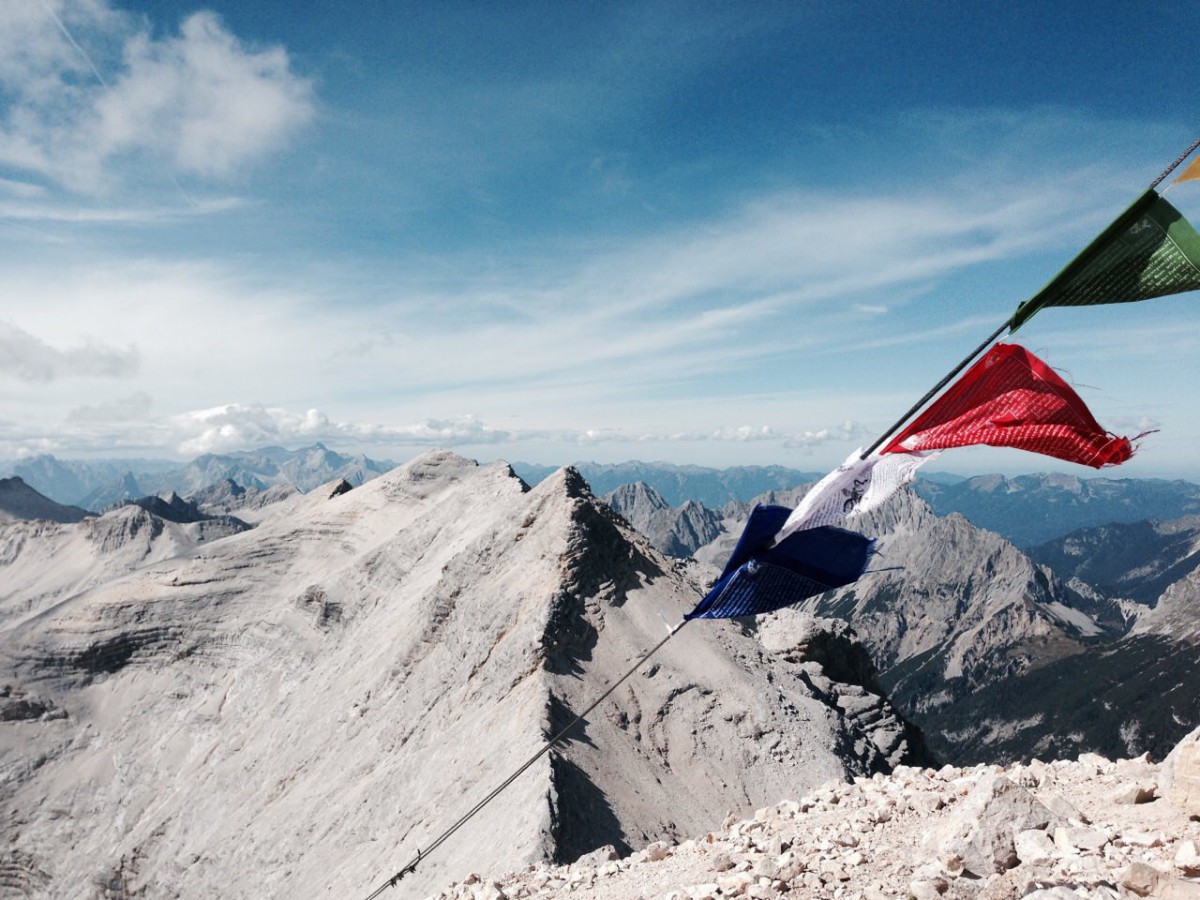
[[0, 196, 246, 224], [320, 177, 1129, 406], [0, 2, 314, 194], [0, 320, 138, 382], [0, 399, 868, 458]]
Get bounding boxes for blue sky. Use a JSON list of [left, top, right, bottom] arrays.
[[3, 1, 1200, 478]]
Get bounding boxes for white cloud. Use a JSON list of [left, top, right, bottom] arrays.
[[0, 320, 138, 382], [171, 404, 331, 456], [0, 3, 313, 193], [158, 404, 865, 458], [783, 420, 869, 452], [0, 176, 46, 199]]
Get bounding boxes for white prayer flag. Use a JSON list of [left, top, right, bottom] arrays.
[[774, 447, 936, 543]]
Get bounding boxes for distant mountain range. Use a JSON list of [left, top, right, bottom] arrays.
[[8, 450, 1200, 552], [513, 460, 822, 508], [914, 472, 1200, 547], [0, 476, 92, 524], [1, 444, 395, 511]]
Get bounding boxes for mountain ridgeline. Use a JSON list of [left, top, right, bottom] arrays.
[[913, 472, 1200, 548], [1, 444, 394, 511], [5, 449, 1200, 774]]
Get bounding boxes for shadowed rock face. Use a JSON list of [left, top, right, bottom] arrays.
[[1028, 515, 1200, 611], [0, 477, 92, 524], [1, 450, 925, 900]]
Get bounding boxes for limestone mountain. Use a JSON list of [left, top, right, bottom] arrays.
[[756, 491, 1106, 757], [604, 482, 724, 558], [186, 476, 302, 517], [148, 442, 395, 497], [2, 455, 177, 508], [1134, 564, 1200, 640], [0, 476, 92, 524], [1, 451, 924, 899], [122, 491, 249, 527], [1027, 515, 1200, 610], [78, 471, 144, 511], [3, 445, 395, 511], [0, 502, 250, 637]]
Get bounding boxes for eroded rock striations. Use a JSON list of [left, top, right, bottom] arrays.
[[1, 451, 923, 899]]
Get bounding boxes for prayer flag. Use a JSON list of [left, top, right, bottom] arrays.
[[1173, 156, 1200, 187], [881, 343, 1138, 468], [685, 505, 874, 620], [773, 447, 935, 542], [1010, 189, 1200, 331]]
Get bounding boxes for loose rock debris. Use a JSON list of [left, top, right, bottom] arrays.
[[425, 745, 1200, 900]]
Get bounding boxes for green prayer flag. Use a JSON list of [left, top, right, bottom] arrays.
[[1010, 189, 1200, 331]]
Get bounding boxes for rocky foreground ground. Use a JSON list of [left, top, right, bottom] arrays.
[[415, 728, 1200, 900]]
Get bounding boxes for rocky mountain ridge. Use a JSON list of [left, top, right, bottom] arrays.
[[0, 476, 92, 524], [604, 482, 725, 559], [514, 462, 822, 510], [1028, 517, 1200, 611], [0, 451, 925, 899], [914, 473, 1200, 548], [10, 451, 1200, 552]]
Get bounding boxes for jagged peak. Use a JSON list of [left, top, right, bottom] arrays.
[[527, 464, 594, 501], [606, 480, 669, 511]]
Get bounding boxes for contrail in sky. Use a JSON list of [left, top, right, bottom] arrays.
[[38, 0, 110, 88]]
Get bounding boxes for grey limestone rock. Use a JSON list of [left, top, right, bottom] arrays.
[[1160, 725, 1200, 817], [928, 773, 1061, 876]]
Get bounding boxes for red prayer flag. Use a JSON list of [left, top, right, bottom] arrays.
[[881, 343, 1139, 468]]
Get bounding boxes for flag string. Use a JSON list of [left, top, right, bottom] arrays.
[[359, 618, 689, 900], [860, 321, 1010, 459], [862, 133, 1200, 460], [1150, 134, 1200, 191]]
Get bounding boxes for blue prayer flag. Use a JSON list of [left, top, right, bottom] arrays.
[[685, 505, 874, 621]]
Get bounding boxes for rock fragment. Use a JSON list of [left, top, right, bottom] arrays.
[[1176, 839, 1200, 877], [928, 774, 1061, 876], [1160, 725, 1200, 817], [1015, 828, 1056, 865]]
